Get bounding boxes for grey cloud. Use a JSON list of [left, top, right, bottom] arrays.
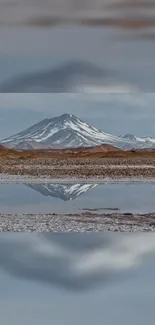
[[0, 0, 155, 33], [0, 61, 122, 93], [0, 233, 155, 291], [0, 24, 154, 92]]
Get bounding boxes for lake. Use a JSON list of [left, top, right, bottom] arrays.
[[1, 182, 155, 214]]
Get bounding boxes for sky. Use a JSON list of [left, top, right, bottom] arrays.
[[0, 232, 155, 325], [0, 93, 155, 139], [0, 24, 155, 92], [0, 2, 155, 92]]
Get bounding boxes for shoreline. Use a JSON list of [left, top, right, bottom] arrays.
[[1, 174, 155, 184], [1, 158, 155, 181], [1, 212, 155, 232]]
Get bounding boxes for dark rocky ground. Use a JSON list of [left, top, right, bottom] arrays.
[[1, 158, 155, 179], [1, 212, 155, 232]]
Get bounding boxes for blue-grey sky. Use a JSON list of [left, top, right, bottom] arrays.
[[0, 25, 155, 92], [0, 1, 155, 92], [0, 233, 155, 325], [0, 93, 155, 139]]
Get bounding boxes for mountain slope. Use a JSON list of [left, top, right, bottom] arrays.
[[2, 113, 155, 150], [121, 134, 155, 148], [1, 113, 129, 149]]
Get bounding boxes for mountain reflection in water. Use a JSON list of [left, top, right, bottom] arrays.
[[1, 182, 155, 214], [25, 183, 98, 201]]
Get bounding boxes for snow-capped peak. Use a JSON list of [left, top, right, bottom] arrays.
[[1, 113, 123, 148], [122, 134, 137, 141], [1, 113, 155, 150]]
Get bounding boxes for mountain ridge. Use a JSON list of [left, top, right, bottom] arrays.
[[1, 113, 155, 150]]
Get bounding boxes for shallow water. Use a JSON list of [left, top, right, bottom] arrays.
[[0, 233, 155, 325], [1, 182, 155, 214]]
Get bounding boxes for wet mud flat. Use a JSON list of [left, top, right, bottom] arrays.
[[1, 212, 155, 232], [1, 158, 155, 179]]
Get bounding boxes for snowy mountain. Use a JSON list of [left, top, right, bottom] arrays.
[[121, 134, 155, 148], [0, 113, 132, 149], [1, 113, 155, 150], [25, 183, 98, 201], [13, 140, 52, 150], [122, 134, 137, 142]]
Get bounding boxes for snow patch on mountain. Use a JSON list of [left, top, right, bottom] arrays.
[[1, 113, 155, 150], [1, 113, 128, 149]]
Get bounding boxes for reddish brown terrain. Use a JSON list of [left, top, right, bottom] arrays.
[[1, 143, 155, 159], [0, 143, 155, 179], [1, 143, 155, 160]]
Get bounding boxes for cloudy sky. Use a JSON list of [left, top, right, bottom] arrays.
[[0, 93, 155, 139], [0, 1, 155, 92], [0, 233, 155, 325], [0, 24, 155, 92]]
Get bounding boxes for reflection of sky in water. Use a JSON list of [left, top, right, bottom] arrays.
[[0, 233, 155, 325], [1, 183, 155, 213]]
